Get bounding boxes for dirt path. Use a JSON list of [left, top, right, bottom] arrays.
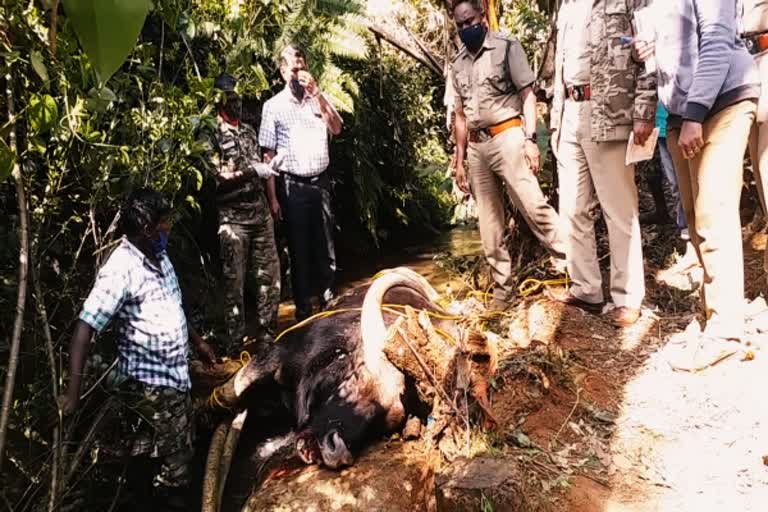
[[501, 230, 768, 512]]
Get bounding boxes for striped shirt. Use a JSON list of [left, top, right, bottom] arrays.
[[258, 87, 337, 177], [79, 238, 191, 391]]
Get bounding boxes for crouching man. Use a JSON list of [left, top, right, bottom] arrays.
[[59, 189, 216, 510]]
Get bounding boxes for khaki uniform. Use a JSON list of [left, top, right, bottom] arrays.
[[743, 1, 768, 270], [551, 0, 656, 309], [452, 32, 566, 304], [213, 119, 280, 352]]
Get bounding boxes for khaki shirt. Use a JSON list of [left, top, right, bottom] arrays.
[[561, 0, 593, 86], [742, 0, 768, 35], [451, 32, 535, 130]]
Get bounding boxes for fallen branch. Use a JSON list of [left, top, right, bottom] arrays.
[[0, 69, 30, 471], [366, 24, 442, 77]]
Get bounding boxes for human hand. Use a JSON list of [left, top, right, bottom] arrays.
[[253, 163, 279, 179], [195, 339, 217, 367], [632, 120, 654, 146], [454, 161, 470, 195], [634, 40, 655, 62], [270, 197, 282, 220], [298, 70, 318, 98], [678, 121, 704, 160], [524, 139, 541, 173]]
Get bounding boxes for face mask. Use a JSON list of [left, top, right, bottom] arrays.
[[223, 96, 242, 121], [151, 231, 168, 256], [290, 78, 305, 100], [459, 23, 487, 53]]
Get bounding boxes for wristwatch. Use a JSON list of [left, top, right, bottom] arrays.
[[525, 132, 538, 144]]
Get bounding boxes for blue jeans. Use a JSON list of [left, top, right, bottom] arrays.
[[658, 137, 687, 230]]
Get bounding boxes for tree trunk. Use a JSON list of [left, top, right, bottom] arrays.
[[0, 70, 30, 471]]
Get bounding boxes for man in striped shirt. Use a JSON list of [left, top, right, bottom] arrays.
[[60, 189, 216, 510], [259, 44, 343, 321]]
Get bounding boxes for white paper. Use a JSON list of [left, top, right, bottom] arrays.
[[625, 127, 659, 166], [632, 6, 657, 74]]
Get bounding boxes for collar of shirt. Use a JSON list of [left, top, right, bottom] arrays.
[[279, 85, 319, 107], [459, 32, 500, 63]]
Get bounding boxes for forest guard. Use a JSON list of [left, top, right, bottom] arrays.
[[450, 0, 568, 312], [211, 73, 282, 353], [548, 0, 657, 327], [59, 189, 217, 511]]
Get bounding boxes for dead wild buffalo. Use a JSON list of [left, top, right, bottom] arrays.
[[213, 267, 459, 469]]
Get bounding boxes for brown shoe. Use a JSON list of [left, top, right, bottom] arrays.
[[549, 290, 604, 314], [609, 306, 641, 327]]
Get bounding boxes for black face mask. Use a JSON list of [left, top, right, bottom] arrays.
[[290, 78, 305, 100], [459, 23, 487, 53]]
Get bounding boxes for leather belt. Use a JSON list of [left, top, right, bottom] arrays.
[[566, 84, 591, 102], [468, 117, 522, 143], [744, 32, 768, 55], [281, 171, 325, 185]]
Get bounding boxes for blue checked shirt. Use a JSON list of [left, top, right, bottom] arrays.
[[79, 238, 191, 391], [259, 87, 338, 177]]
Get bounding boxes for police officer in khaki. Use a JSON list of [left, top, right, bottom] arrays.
[[743, 0, 768, 275], [451, 0, 567, 311]]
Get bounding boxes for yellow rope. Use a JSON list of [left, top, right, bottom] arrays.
[[517, 274, 570, 298], [207, 386, 231, 410]]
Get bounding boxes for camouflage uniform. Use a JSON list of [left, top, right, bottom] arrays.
[[115, 380, 194, 490], [214, 118, 280, 353], [550, 0, 656, 310], [550, 0, 657, 142]]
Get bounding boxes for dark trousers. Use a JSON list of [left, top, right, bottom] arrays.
[[278, 173, 336, 316]]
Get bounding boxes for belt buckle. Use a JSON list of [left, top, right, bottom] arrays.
[[572, 86, 583, 102]]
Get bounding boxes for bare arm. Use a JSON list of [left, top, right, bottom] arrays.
[[61, 320, 94, 415], [315, 94, 343, 136], [520, 86, 542, 173], [453, 100, 470, 194], [454, 102, 468, 169], [520, 86, 538, 138], [263, 149, 281, 219]]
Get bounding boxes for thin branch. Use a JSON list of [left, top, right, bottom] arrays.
[[366, 24, 442, 77], [49, 0, 60, 57], [0, 70, 30, 472], [31, 250, 61, 512], [550, 387, 581, 450]]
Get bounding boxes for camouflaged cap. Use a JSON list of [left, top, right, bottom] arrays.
[[551, 0, 657, 142]]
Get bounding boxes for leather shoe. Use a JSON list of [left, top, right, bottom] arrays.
[[549, 290, 603, 314], [608, 306, 641, 327]]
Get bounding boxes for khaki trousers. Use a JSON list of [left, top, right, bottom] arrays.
[[668, 100, 757, 339], [556, 100, 645, 308], [468, 127, 566, 302]]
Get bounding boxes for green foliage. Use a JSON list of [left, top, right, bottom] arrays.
[[501, 0, 551, 67], [62, 0, 151, 83], [0, 0, 453, 508]]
